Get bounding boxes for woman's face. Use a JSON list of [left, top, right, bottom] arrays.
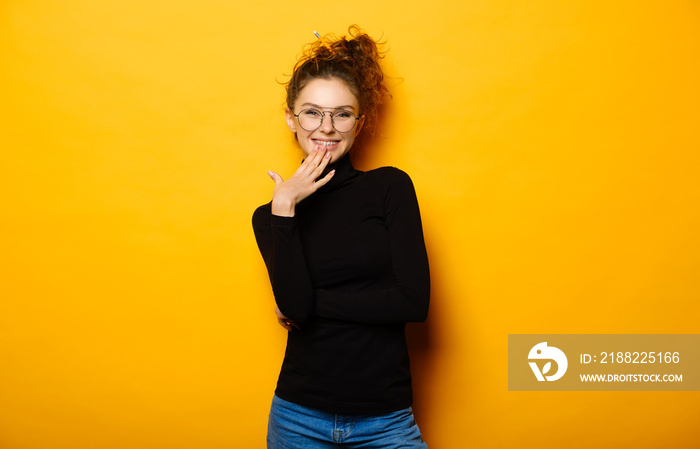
[[285, 77, 364, 164]]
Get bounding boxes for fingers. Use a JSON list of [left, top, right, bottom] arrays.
[[314, 150, 332, 177], [314, 169, 336, 188], [301, 146, 330, 176], [275, 306, 299, 332], [267, 146, 333, 207], [267, 170, 284, 185], [298, 145, 321, 167], [301, 149, 332, 183], [278, 317, 299, 332]]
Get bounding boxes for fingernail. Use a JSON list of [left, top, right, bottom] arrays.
[[324, 152, 331, 158], [267, 170, 274, 178], [329, 169, 336, 176]]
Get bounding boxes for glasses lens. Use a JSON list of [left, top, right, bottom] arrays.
[[297, 109, 357, 133], [331, 110, 356, 133], [298, 109, 322, 131]]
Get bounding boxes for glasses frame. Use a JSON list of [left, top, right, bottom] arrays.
[[293, 108, 361, 133]]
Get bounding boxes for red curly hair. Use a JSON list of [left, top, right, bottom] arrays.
[[285, 25, 389, 135]]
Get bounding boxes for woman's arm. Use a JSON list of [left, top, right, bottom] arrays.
[[252, 147, 334, 324], [314, 168, 430, 325], [253, 207, 315, 324]]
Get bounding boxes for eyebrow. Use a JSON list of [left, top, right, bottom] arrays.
[[301, 102, 357, 112]]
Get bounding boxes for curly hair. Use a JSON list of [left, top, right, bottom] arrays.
[[285, 25, 390, 135]]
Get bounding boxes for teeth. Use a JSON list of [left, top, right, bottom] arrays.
[[314, 140, 338, 146]]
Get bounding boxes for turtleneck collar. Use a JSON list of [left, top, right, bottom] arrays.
[[316, 154, 359, 192]]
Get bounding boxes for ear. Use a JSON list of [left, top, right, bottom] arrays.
[[285, 108, 297, 132], [355, 114, 366, 136]]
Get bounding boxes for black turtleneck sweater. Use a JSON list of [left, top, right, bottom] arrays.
[[252, 154, 430, 415]]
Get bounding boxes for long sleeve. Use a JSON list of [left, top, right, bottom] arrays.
[[251, 156, 429, 415], [252, 206, 316, 323], [313, 168, 430, 324]]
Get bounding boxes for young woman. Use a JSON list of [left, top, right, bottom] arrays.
[[253, 26, 430, 448]]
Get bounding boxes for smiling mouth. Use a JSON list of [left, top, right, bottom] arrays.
[[313, 139, 340, 149]]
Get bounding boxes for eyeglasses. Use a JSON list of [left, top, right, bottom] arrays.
[[293, 108, 360, 133]]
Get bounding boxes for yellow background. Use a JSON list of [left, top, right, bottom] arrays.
[[1, 1, 699, 447]]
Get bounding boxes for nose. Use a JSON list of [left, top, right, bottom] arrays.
[[319, 112, 334, 133]]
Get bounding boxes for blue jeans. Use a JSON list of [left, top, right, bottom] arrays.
[[267, 395, 428, 448]]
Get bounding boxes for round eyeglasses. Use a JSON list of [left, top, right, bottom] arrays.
[[293, 108, 360, 133]]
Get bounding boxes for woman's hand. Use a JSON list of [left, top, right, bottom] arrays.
[[274, 306, 299, 332], [267, 146, 335, 217]]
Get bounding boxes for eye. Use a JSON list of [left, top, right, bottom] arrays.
[[334, 111, 353, 119], [302, 109, 322, 117]]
